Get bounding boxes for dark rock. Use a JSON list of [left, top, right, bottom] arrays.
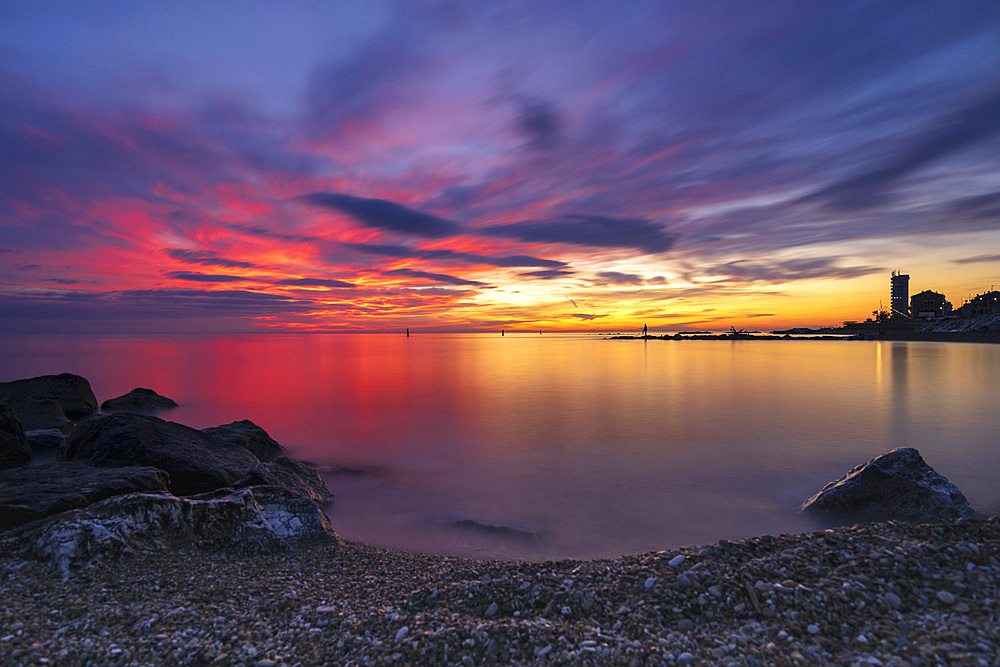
[[234, 456, 333, 508], [59, 413, 259, 496], [202, 419, 286, 461], [801, 447, 974, 523], [0, 395, 74, 433], [0, 373, 98, 421], [2, 486, 337, 578], [100, 388, 178, 413], [0, 403, 32, 469], [25, 428, 67, 451], [0, 462, 170, 531], [452, 518, 541, 541]]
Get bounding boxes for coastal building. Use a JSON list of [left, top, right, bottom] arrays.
[[909, 290, 949, 319], [957, 290, 1000, 317], [890, 271, 910, 319]]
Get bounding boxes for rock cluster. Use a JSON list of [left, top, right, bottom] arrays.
[[0, 373, 337, 576]]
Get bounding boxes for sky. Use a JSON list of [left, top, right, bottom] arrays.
[[1, 0, 999, 333]]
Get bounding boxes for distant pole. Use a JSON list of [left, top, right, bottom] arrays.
[[501, 329, 504, 336], [406, 328, 409, 337]]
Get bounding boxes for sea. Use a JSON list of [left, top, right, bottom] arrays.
[[2, 332, 998, 560]]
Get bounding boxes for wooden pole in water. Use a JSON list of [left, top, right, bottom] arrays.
[[406, 328, 409, 337]]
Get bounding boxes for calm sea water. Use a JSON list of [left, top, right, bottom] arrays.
[[2, 333, 998, 560]]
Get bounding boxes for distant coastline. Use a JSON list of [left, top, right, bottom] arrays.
[[609, 315, 1000, 344], [609, 330, 1000, 344]]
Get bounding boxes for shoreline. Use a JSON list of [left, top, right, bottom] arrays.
[[2, 516, 997, 665], [610, 330, 1000, 344]]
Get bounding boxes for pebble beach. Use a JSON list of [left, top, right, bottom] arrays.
[[1, 516, 997, 666]]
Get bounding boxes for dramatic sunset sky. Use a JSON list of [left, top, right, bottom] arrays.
[[2, 1, 999, 333]]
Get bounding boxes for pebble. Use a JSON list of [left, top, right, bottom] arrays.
[[936, 590, 956, 605], [394, 626, 408, 642], [677, 651, 695, 664], [882, 591, 902, 610], [807, 624, 820, 635], [644, 577, 655, 589], [669, 554, 686, 567], [484, 602, 498, 616]]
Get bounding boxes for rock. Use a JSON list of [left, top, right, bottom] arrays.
[[485, 601, 499, 616], [936, 590, 956, 605], [451, 519, 540, 541], [202, 420, 286, 462], [0, 462, 170, 531], [800, 447, 974, 523], [883, 591, 902, 610], [59, 413, 260, 496], [0, 403, 32, 469], [1, 485, 337, 578], [0, 373, 98, 421], [807, 624, 820, 635], [0, 395, 74, 433], [24, 428, 67, 451], [234, 457, 333, 508], [100, 388, 178, 413], [669, 554, 686, 567]]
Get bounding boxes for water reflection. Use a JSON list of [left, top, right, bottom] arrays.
[[1, 334, 998, 559]]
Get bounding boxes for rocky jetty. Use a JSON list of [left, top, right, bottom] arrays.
[[801, 447, 974, 523], [0, 373, 338, 578], [100, 387, 178, 413], [0, 373, 98, 421]]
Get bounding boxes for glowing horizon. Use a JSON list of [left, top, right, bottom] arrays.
[[1, 1, 998, 334]]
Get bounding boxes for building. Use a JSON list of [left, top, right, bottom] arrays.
[[910, 290, 949, 319], [890, 271, 910, 318], [957, 290, 1000, 317]]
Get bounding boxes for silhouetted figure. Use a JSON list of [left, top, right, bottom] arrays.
[[643, 324, 648, 337], [406, 328, 409, 338], [501, 329, 504, 336]]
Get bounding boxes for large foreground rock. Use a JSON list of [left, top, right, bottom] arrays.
[[801, 447, 974, 523], [0, 373, 98, 421], [0, 403, 32, 469], [100, 388, 177, 413], [60, 413, 259, 496], [0, 394, 75, 433], [2, 486, 337, 578], [202, 419, 286, 461], [235, 457, 333, 508], [0, 462, 170, 531]]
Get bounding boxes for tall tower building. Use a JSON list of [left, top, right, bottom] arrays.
[[890, 270, 910, 318]]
